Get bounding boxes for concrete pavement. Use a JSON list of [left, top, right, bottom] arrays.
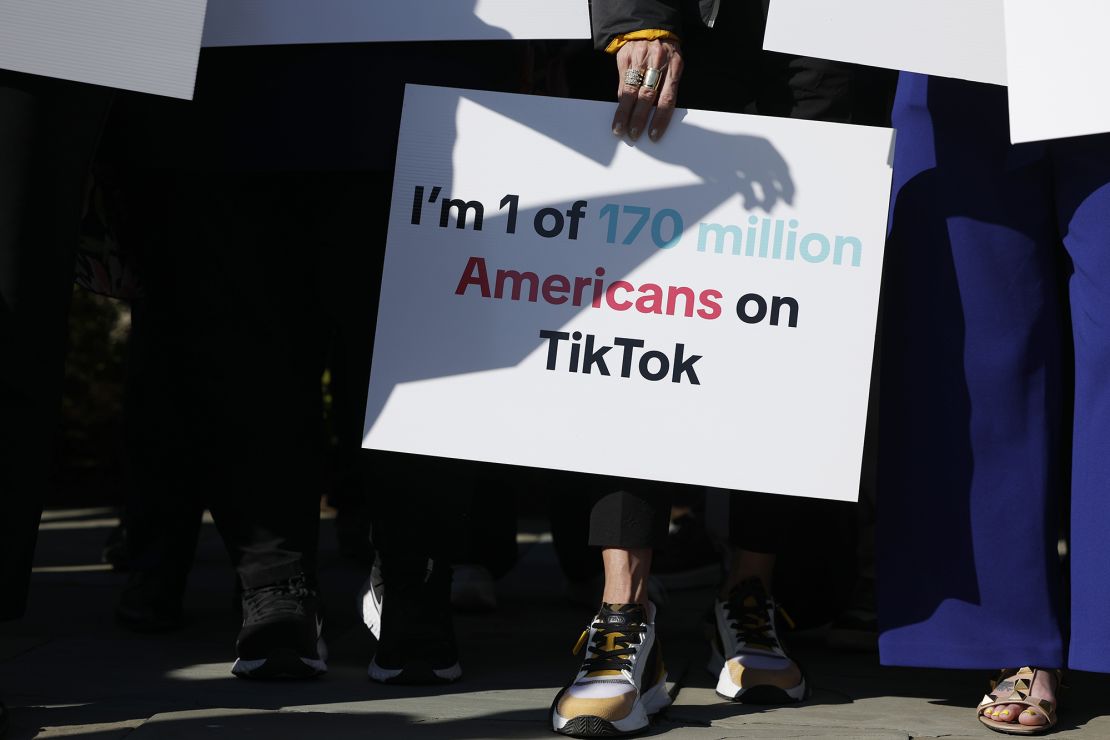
[[3, 508, 1109, 739]]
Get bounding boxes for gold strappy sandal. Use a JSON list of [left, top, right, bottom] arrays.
[[977, 666, 1062, 736]]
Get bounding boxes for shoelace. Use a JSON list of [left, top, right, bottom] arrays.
[[725, 596, 794, 653], [572, 617, 646, 674], [241, 576, 313, 623]]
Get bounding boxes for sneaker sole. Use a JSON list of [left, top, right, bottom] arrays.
[[551, 673, 670, 737], [232, 639, 328, 680], [708, 649, 806, 704], [368, 657, 461, 685]]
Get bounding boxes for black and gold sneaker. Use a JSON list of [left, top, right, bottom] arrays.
[[551, 602, 670, 737], [707, 577, 805, 703]]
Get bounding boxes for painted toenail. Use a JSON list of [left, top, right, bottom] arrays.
[[1000, 710, 1010, 717]]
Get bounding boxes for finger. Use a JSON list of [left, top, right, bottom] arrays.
[[648, 51, 683, 141], [613, 43, 648, 136], [628, 42, 671, 140]]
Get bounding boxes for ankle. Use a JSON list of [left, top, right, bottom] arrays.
[[720, 551, 775, 599]]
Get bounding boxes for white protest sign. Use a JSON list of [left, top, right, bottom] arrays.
[[202, 0, 589, 46], [0, 0, 207, 99], [1005, 0, 1110, 143], [764, 0, 1007, 86], [362, 85, 894, 502]]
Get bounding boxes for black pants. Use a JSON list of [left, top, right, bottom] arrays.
[[0, 71, 112, 620], [119, 170, 328, 589], [119, 168, 481, 591], [587, 484, 798, 553]]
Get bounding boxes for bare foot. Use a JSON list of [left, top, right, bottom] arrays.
[[982, 667, 1059, 728]]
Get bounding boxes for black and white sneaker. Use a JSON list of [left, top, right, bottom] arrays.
[[551, 602, 670, 737], [231, 574, 328, 679], [707, 577, 805, 703], [368, 558, 461, 684]]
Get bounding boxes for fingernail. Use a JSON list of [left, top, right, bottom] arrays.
[[612, 123, 624, 136], [629, 127, 639, 139], [649, 128, 659, 141]]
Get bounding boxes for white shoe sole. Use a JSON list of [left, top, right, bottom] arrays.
[[708, 648, 806, 703], [368, 656, 462, 684], [232, 638, 328, 679], [551, 673, 671, 736]]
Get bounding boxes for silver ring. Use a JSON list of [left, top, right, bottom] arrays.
[[643, 67, 662, 90], [624, 68, 645, 88]]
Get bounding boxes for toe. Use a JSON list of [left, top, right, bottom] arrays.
[[1018, 707, 1048, 727]]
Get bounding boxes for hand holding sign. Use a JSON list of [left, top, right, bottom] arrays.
[[612, 39, 684, 142]]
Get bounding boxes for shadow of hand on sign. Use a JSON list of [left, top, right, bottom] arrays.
[[361, 88, 796, 461]]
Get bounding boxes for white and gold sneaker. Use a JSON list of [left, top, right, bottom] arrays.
[[708, 577, 806, 703], [551, 602, 670, 737]]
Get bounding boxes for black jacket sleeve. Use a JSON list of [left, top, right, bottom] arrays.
[[590, 0, 684, 51]]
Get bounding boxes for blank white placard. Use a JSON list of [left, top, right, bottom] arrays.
[[764, 0, 1007, 86], [0, 0, 207, 99], [202, 0, 590, 46], [1005, 0, 1110, 143]]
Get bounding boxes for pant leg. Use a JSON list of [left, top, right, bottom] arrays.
[[201, 174, 329, 588], [549, 475, 607, 582], [0, 72, 111, 620], [119, 295, 205, 600], [368, 451, 471, 573], [877, 74, 1065, 669], [119, 169, 327, 590], [588, 480, 672, 550], [727, 491, 797, 554], [1051, 135, 1110, 673]]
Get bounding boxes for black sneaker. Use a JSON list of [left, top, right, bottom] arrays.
[[368, 558, 461, 684], [231, 574, 327, 679], [551, 602, 670, 737], [1, 697, 8, 738], [707, 577, 805, 704]]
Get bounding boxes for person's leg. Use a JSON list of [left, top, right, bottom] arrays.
[[722, 491, 799, 595], [878, 75, 1066, 733], [551, 482, 671, 738], [117, 167, 328, 678], [708, 491, 805, 703], [366, 451, 470, 684], [878, 74, 1065, 674], [201, 173, 329, 677], [588, 484, 670, 605], [114, 292, 205, 633], [1054, 135, 1110, 680], [0, 71, 111, 622], [547, 472, 609, 605], [600, 547, 653, 605], [0, 70, 110, 739]]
